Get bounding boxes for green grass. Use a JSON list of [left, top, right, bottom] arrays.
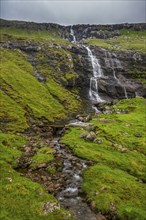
[[85, 30, 146, 53], [31, 147, 55, 168], [0, 132, 27, 167], [83, 165, 146, 220], [0, 133, 73, 220], [0, 26, 70, 45], [0, 48, 82, 131], [0, 161, 73, 220], [46, 78, 81, 114], [84, 38, 113, 50], [0, 90, 28, 132], [61, 97, 146, 219]]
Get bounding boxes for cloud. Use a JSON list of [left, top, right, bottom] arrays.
[[1, 0, 145, 25]]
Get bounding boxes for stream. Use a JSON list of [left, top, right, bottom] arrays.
[[52, 136, 97, 220], [17, 124, 100, 220]]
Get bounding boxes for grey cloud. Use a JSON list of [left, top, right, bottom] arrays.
[[1, 0, 145, 25]]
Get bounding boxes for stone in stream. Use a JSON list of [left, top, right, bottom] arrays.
[[67, 122, 95, 131]]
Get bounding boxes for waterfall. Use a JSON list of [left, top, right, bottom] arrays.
[[123, 86, 128, 99], [105, 51, 128, 99], [85, 46, 104, 103], [70, 26, 76, 42], [107, 52, 118, 80]]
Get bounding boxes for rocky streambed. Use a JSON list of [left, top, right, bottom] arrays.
[[16, 124, 105, 220]]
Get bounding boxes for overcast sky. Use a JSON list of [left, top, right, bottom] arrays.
[[1, 0, 146, 25]]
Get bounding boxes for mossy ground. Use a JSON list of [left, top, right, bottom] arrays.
[[85, 30, 146, 53], [0, 48, 82, 132], [61, 97, 146, 219], [0, 26, 70, 45], [0, 133, 73, 220]]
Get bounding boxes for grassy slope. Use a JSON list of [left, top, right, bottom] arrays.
[[0, 48, 81, 132], [0, 133, 73, 220], [0, 26, 70, 45], [85, 29, 146, 53], [0, 27, 79, 219], [61, 97, 146, 219]]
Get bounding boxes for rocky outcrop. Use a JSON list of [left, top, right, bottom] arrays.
[[1, 19, 146, 41], [66, 23, 146, 41]]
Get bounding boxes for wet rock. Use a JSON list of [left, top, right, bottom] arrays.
[[68, 121, 95, 131], [94, 138, 103, 144], [42, 202, 60, 214], [91, 200, 96, 209], [121, 147, 129, 153], [80, 133, 87, 139], [96, 213, 107, 220], [134, 133, 142, 137], [37, 163, 47, 169], [86, 132, 96, 141], [5, 177, 12, 183], [24, 146, 31, 153]]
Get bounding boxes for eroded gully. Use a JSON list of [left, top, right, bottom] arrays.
[[53, 136, 97, 220], [16, 124, 105, 220]]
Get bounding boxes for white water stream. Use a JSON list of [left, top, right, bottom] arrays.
[[85, 46, 104, 103], [70, 26, 76, 43], [70, 27, 104, 112]]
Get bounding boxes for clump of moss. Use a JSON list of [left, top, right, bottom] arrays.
[[31, 147, 55, 168]]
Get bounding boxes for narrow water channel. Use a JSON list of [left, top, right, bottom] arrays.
[[52, 137, 97, 220]]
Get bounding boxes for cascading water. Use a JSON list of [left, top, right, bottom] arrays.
[[70, 26, 76, 43], [69, 28, 104, 111], [85, 46, 104, 104], [105, 51, 128, 99]]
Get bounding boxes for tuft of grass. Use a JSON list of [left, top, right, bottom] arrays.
[[31, 147, 55, 168], [0, 132, 27, 167]]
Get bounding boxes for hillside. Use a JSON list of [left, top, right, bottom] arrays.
[[0, 19, 146, 220]]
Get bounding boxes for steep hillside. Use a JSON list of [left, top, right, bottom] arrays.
[[0, 19, 146, 220]]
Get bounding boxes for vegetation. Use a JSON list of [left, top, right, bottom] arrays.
[[0, 48, 82, 132], [61, 97, 146, 219], [31, 147, 55, 168], [0, 26, 69, 45], [85, 30, 146, 53]]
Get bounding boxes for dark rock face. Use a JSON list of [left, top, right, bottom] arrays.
[[66, 23, 146, 41], [68, 44, 146, 102]]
